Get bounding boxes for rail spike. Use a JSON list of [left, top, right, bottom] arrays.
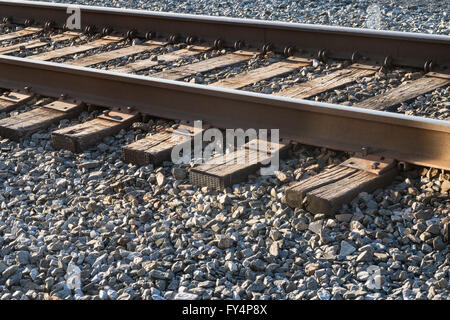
[[383, 55, 393, 68], [24, 19, 34, 27], [185, 35, 197, 45], [44, 21, 54, 32], [424, 60, 433, 73], [262, 43, 273, 54], [126, 29, 137, 40], [234, 40, 244, 50], [283, 46, 295, 57], [168, 34, 179, 44], [318, 48, 328, 62], [2, 17, 12, 24], [145, 31, 156, 40], [351, 51, 361, 63], [85, 25, 97, 35], [102, 26, 113, 36], [214, 39, 223, 49]]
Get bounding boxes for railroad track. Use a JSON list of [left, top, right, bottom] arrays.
[[0, 1, 449, 219]]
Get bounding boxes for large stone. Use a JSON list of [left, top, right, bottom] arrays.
[[2, 265, 19, 279], [356, 250, 373, 263], [339, 241, 356, 257], [150, 270, 172, 280], [16, 251, 30, 265], [308, 220, 323, 235], [274, 171, 289, 183], [225, 261, 238, 273], [305, 263, 320, 276], [441, 180, 450, 194], [249, 259, 267, 272], [426, 224, 441, 236], [156, 172, 166, 187], [172, 167, 187, 181], [218, 237, 234, 249], [269, 242, 280, 257], [174, 292, 199, 300], [433, 237, 446, 251], [336, 213, 353, 223]]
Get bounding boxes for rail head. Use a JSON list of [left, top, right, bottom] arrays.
[[0, 0, 449, 71]]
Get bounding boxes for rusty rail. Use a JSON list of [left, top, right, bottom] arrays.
[[0, 0, 449, 71], [0, 55, 448, 170]]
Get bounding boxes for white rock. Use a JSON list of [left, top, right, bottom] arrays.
[[156, 172, 166, 187], [174, 292, 199, 300], [225, 261, 238, 273], [56, 178, 68, 188]]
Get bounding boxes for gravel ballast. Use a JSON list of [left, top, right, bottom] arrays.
[[0, 111, 448, 301], [29, 0, 449, 35]]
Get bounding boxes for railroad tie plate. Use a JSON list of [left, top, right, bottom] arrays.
[[0, 92, 34, 113]]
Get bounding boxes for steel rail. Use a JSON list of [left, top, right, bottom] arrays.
[[0, 55, 448, 170], [0, 0, 449, 71]]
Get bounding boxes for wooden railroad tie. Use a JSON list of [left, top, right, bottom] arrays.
[[276, 64, 378, 99], [285, 157, 398, 216], [0, 32, 79, 55], [112, 45, 209, 74], [189, 139, 290, 190], [0, 100, 84, 140], [29, 35, 124, 61], [51, 110, 139, 153], [210, 56, 312, 90], [0, 91, 34, 113], [0, 27, 42, 42], [354, 73, 450, 111], [152, 50, 256, 80], [122, 121, 206, 166], [67, 40, 165, 67]]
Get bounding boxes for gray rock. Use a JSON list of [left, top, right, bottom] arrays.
[[156, 172, 166, 187], [0, 262, 7, 274], [99, 290, 108, 300], [269, 242, 280, 257], [97, 143, 109, 152], [218, 237, 234, 249], [172, 167, 187, 180], [150, 269, 172, 280], [225, 261, 238, 273], [426, 224, 441, 236], [249, 259, 266, 272], [433, 237, 446, 251], [308, 220, 323, 235], [2, 265, 19, 279], [306, 277, 319, 290], [336, 214, 353, 223], [339, 241, 356, 257], [174, 292, 199, 300], [356, 250, 373, 263]]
